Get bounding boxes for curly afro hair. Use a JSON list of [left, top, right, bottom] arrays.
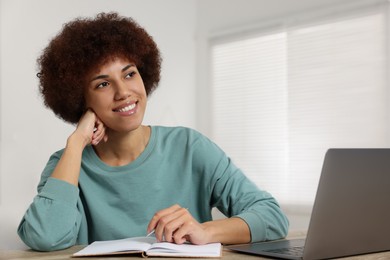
[[38, 12, 162, 124]]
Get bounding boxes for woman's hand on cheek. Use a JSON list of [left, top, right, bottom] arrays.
[[91, 116, 108, 145], [74, 109, 107, 147]]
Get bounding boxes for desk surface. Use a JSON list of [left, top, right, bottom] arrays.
[[2, 245, 390, 260], [2, 231, 389, 260]]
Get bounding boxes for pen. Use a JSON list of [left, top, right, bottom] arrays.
[[146, 229, 155, 237]]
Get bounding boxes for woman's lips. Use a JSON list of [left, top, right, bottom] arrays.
[[113, 101, 137, 115], [114, 103, 136, 112]]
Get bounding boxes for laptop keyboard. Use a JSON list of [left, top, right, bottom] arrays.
[[264, 246, 304, 257]]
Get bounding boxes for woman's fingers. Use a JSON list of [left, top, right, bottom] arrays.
[[75, 109, 107, 146], [156, 208, 189, 243], [148, 205, 205, 244], [172, 222, 195, 244], [147, 204, 181, 233], [91, 117, 107, 145]]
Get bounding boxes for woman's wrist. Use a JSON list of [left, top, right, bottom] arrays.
[[67, 132, 90, 150], [201, 218, 251, 244], [50, 133, 86, 186], [201, 221, 217, 244]]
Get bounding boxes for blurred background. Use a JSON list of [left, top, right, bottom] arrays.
[[1, 0, 388, 249]]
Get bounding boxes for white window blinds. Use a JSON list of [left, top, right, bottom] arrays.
[[210, 5, 389, 207]]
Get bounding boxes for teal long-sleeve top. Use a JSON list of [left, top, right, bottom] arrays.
[[17, 126, 289, 251]]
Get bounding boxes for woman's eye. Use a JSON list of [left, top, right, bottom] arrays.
[[96, 82, 109, 89], [125, 71, 136, 79]]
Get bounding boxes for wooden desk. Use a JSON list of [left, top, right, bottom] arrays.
[[1, 245, 390, 260], [2, 231, 389, 260], [3, 245, 259, 260]]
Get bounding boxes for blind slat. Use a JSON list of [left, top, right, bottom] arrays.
[[211, 11, 388, 207]]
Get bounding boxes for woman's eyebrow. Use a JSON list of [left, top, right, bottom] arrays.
[[121, 64, 134, 72], [90, 64, 135, 82], [90, 74, 108, 82]]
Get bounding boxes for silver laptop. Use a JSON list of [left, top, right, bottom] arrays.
[[228, 149, 390, 259]]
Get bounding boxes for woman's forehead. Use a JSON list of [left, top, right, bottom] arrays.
[[87, 55, 136, 75]]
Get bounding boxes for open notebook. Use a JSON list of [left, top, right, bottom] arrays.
[[72, 236, 222, 258]]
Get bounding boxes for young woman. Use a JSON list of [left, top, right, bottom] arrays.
[[17, 12, 289, 251]]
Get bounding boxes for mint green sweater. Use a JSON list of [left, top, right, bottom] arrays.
[[18, 126, 288, 251]]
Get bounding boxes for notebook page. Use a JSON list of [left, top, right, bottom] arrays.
[[147, 242, 222, 257], [73, 237, 156, 256]]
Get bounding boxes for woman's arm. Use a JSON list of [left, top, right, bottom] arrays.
[[202, 217, 251, 244], [17, 110, 106, 251], [147, 130, 289, 245], [147, 205, 251, 244], [17, 177, 83, 251], [51, 109, 106, 186]]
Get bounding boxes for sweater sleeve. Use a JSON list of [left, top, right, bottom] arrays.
[[17, 151, 83, 251], [193, 132, 289, 242]]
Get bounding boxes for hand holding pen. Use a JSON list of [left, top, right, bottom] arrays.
[[146, 208, 188, 239], [146, 205, 208, 245]]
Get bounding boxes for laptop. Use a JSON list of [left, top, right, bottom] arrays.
[[227, 149, 390, 259]]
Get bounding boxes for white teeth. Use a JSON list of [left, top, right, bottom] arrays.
[[117, 103, 136, 112]]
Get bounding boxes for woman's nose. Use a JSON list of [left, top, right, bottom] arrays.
[[114, 81, 131, 101]]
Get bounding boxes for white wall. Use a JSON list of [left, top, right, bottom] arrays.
[[0, 0, 368, 250], [0, 0, 196, 249]]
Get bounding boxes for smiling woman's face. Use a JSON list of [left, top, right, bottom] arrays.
[[84, 57, 147, 133]]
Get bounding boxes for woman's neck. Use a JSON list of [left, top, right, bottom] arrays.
[[93, 125, 151, 166]]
